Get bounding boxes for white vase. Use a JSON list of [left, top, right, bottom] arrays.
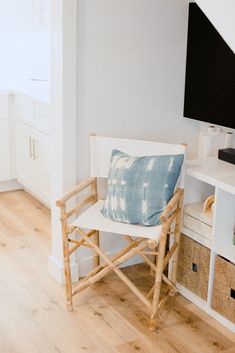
[[201, 134, 215, 158], [224, 132, 233, 148]]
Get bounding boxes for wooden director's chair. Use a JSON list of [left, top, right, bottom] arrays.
[[56, 135, 186, 330]]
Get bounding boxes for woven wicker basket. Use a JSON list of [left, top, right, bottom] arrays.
[[177, 234, 211, 300], [212, 256, 235, 323]]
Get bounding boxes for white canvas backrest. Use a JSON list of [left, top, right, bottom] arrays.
[[90, 135, 186, 187]]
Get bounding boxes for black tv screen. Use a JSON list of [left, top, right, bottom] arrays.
[[184, 3, 235, 129]]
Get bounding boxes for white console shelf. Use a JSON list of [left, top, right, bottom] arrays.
[[186, 156, 235, 194], [179, 156, 235, 332]]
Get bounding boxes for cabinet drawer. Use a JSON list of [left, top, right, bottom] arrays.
[[15, 95, 50, 135], [183, 213, 212, 240], [35, 103, 50, 134], [0, 119, 10, 181], [177, 234, 211, 300], [0, 95, 9, 119], [15, 95, 35, 126]]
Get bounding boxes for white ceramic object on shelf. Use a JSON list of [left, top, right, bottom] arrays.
[[224, 131, 233, 148], [198, 125, 221, 159], [201, 134, 214, 158], [208, 125, 220, 136]]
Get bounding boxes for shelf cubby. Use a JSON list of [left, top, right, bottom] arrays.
[[178, 156, 235, 333], [183, 176, 215, 248], [213, 188, 235, 263]]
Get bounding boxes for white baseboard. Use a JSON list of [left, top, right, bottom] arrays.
[[0, 179, 22, 193], [48, 252, 143, 284], [23, 186, 51, 209], [48, 255, 79, 284]]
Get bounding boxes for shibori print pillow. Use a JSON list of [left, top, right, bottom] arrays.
[[101, 149, 184, 226]]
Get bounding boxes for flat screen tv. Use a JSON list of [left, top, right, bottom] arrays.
[[184, 3, 235, 129]]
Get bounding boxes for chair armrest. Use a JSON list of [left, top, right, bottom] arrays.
[[160, 188, 183, 223], [56, 177, 96, 207]]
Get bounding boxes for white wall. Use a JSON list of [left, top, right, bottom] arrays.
[[77, 0, 198, 179], [76, 0, 199, 275], [49, 0, 78, 283], [196, 0, 235, 53]]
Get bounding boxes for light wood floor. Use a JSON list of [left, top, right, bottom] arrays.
[[0, 190, 235, 353]]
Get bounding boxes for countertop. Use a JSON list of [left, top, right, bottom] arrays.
[[0, 80, 50, 103]]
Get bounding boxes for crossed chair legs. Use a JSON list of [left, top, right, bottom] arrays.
[[57, 182, 183, 330], [61, 200, 182, 331]]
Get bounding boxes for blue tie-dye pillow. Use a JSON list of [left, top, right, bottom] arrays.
[[101, 149, 184, 226]]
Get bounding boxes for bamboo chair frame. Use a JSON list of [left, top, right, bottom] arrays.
[[56, 176, 184, 330]]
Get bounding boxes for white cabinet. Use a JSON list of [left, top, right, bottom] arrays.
[[15, 95, 35, 127], [0, 0, 20, 32], [16, 121, 51, 205], [15, 123, 36, 191], [0, 95, 9, 119], [15, 94, 51, 206], [15, 95, 51, 134], [36, 102, 51, 134], [0, 92, 51, 206], [21, 0, 50, 32], [33, 0, 50, 31], [0, 0, 50, 32], [178, 157, 235, 333], [0, 120, 10, 182], [35, 130, 51, 203], [0, 94, 10, 182]]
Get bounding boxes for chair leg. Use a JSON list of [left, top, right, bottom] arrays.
[[149, 230, 167, 331], [170, 232, 180, 286], [93, 230, 100, 268], [149, 245, 157, 276], [63, 240, 73, 311], [171, 192, 183, 285], [61, 206, 73, 312], [63, 245, 73, 313], [91, 178, 100, 269]]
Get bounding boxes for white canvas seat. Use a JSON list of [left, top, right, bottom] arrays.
[[56, 135, 186, 330], [72, 200, 163, 241]]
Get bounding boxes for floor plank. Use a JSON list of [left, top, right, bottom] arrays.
[[0, 190, 234, 353]]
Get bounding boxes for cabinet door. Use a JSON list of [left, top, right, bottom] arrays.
[[32, 0, 50, 31], [0, 1, 50, 33], [0, 0, 20, 32], [35, 102, 51, 134], [15, 122, 51, 206], [15, 95, 36, 127], [0, 120, 10, 181], [15, 122, 37, 192], [33, 131, 51, 205], [0, 95, 9, 119]]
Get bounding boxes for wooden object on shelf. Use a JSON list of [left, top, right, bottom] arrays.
[[177, 234, 211, 300], [183, 201, 213, 240], [203, 195, 215, 213], [212, 256, 235, 324]]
